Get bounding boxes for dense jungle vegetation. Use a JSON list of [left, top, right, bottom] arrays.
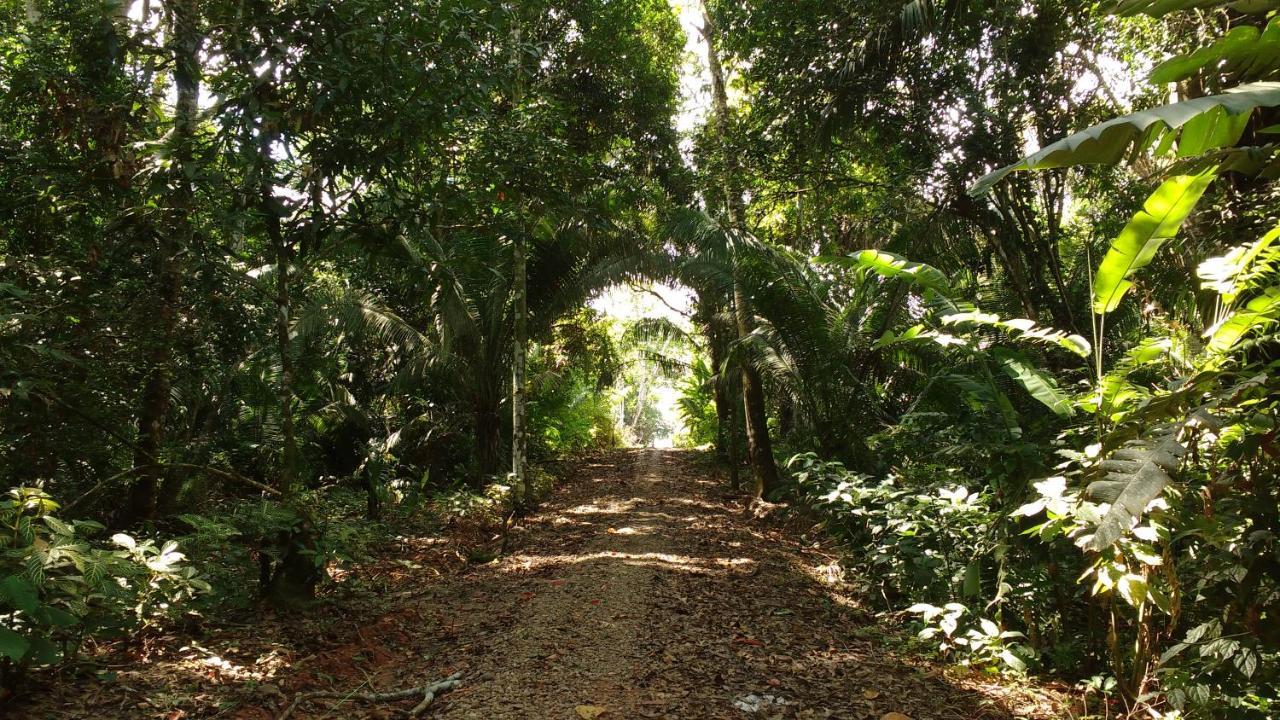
[[2, 0, 1280, 717]]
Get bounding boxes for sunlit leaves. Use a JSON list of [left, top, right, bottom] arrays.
[[1150, 18, 1280, 84], [838, 250, 951, 294], [1196, 226, 1280, 303], [1086, 424, 1188, 550], [940, 311, 1090, 357], [1207, 286, 1280, 350], [1093, 170, 1217, 314], [992, 348, 1074, 417], [970, 85, 1280, 194], [1108, 0, 1280, 16]]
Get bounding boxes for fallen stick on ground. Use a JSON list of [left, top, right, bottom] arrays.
[[276, 672, 463, 720]]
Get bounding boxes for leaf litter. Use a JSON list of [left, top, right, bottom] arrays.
[[11, 449, 1066, 719]]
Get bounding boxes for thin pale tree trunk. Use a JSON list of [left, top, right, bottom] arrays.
[[700, 3, 780, 499], [509, 14, 529, 509]]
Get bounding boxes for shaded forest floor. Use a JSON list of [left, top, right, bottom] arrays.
[[15, 449, 1068, 720]]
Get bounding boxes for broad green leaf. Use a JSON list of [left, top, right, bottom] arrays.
[[1109, 0, 1280, 17], [873, 324, 928, 349], [970, 84, 1280, 194], [1208, 286, 1280, 350], [26, 636, 62, 665], [1013, 499, 1046, 517], [1093, 171, 1217, 314], [0, 575, 39, 614], [0, 627, 30, 661], [962, 561, 982, 597], [992, 348, 1074, 417], [1150, 19, 1280, 84], [1087, 427, 1186, 550], [1235, 648, 1260, 678], [1197, 225, 1279, 303], [35, 605, 79, 628], [999, 649, 1027, 672], [1117, 574, 1149, 607]]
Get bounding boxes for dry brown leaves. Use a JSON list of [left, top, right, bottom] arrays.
[[10, 449, 1067, 720]]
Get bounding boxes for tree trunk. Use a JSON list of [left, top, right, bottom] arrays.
[[508, 12, 530, 510], [512, 227, 529, 506], [262, 154, 299, 495], [734, 292, 780, 498], [701, 4, 780, 499], [259, 154, 318, 606], [475, 401, 503, 485], [123, 0, 199, 524]]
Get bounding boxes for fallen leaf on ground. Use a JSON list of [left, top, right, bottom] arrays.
[[881, 713, 912, 720], [576, 705, 609, 718], [863, 689, 880, 699]]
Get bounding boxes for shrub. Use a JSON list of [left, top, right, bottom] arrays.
[[0, 487, 207, 690]]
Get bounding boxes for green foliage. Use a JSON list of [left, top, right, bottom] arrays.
[[908, 602, 1030, 674], [528, 312, 623, 455], [971, 83, 1280, 194], [0, 488, 205, 688], [1093, 170, 1217, 314], [843, 249, 953, 294], [4, 0, 1280, 713], [675, 357, 719, 448], [1108, 0, 1278, 17], [789, 453, 1000, 609], [1149, 17, 1280, 84], [717, 0, 1280, 710]]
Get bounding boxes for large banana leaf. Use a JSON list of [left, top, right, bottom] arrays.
[[1109, 0, 1280, 16], [969, 83, 1280, 195], [1093, 170, 1217, 314], [1150, 18, 1280, 84], [991, 348, 1074, 417]]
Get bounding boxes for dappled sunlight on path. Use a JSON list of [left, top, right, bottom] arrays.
[[12, 449, 1065, 720], [423, 449, 1056, 720]]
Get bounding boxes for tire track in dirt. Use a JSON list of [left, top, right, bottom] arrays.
[[436, 448, 670, 716]]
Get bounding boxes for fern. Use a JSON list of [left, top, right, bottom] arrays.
[[1208, 286, 1280, 351]]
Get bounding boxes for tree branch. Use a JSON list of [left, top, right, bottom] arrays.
[[277, 673, 462, 720]]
